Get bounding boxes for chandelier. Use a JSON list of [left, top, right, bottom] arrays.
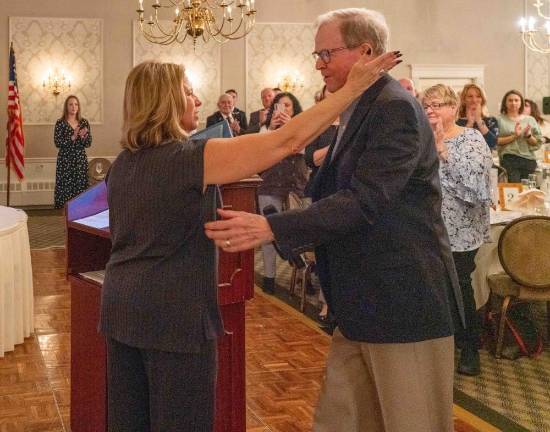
[[42, 70, 71, 96], [519, 1, 550, 53], [136, 0, 257, 47]]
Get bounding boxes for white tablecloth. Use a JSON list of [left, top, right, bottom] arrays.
[[471, 225, 505, 309], [0, 206, 34, 356]]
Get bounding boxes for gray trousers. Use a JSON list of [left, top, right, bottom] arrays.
[[106, 337, 217, 432]]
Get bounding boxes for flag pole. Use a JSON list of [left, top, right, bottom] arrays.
[[6, 42, 12, 207], [6, 143, 11, 207]]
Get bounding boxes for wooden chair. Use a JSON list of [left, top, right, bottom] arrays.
[[487, 216, 550, 358], [493, 163, 508, 183], [289, 252, 315, 312], [88, 158, 111, 186], [285, 192, 315, 312]]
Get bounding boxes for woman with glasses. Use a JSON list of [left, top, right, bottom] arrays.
[[456, 83, 499, 149], [497, 90, 542, 182], [422, 84, 492, 376]]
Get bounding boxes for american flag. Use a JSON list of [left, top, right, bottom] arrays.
[[6, 42, 25, 180]]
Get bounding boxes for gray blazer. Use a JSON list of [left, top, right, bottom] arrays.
[[268, 75, 465, 343]]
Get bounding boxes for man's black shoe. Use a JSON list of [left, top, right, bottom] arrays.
[[262, 277, 275, 295], [457, 348, 481, 376]]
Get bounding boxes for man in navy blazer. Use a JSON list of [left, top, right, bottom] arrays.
[[206, 8, 464, 432]]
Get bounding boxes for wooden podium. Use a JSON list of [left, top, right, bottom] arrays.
[[66, 178, 260, 432]]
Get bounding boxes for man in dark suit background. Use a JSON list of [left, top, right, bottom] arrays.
[[248, 87, 275, 133], [206, 93, 246, 136], [205, 8, 464, 432], [225, 89, 248, 131]]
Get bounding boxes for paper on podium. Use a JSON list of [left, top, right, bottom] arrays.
[[79, 270, 106, 285], [73, 209, 109, 229]]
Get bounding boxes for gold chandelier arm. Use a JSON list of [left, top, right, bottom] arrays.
[[139, 18, 181, 44], [521, 30, 550, 54], [534, 1, 550, 21], [204, 0, 236, 8], [207, 8, 255, 38]]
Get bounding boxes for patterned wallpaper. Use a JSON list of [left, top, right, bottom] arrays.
[[9, 17, 103, 125], [246, 23, 324, 115], [526, 49, 550, 109], [133, 21, 221, 128]]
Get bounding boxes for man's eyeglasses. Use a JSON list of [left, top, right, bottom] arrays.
[[422, 102, 450, 111], [312, 46, 357, 64]]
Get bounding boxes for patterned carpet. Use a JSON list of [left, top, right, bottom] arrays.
[[24, 209, 550, 431], [26, 209, 65, 249]]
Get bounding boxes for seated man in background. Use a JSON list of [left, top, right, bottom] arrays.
[[206, 93, 245, 136], [248, 87, 275, 133], [226, 89, 248, 132]]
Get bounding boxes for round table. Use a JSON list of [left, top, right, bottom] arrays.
[[0, 206, 34, 356]]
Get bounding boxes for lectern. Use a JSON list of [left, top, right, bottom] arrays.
[[66, 178, 260, 432]]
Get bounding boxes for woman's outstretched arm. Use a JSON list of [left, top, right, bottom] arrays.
[[203, 51, 401, 186]]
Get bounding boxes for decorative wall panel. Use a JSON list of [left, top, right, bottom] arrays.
[[9, 17, 103, 125], [133, 21, 221, 128], [526, 49, 550, 109], [246, 23, 324, 114]]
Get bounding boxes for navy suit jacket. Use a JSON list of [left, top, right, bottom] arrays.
[[268, 75, 465, 343], [206, 109, 247, 134]]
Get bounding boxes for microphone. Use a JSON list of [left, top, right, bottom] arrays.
[[262, 205, 306, 269]]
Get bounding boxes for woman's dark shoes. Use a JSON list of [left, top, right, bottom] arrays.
[[262, 277, 275, 295], [457, 348, 481, 376]]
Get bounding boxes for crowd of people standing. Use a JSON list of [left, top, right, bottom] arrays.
[[48, 6, 550, 432]]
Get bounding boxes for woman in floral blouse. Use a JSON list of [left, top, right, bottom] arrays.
[[423, 84, 493, 376], [53, 95, 92, 209]]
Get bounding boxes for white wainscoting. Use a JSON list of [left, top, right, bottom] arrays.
[[0, 156, 115, 207]]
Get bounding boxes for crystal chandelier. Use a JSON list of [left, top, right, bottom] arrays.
[[136, 0, 257, 47], [519, 1, 550, 54], [42, 70, 71, 96]]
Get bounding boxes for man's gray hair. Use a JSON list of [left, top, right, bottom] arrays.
[[314, 8, 389, 56]]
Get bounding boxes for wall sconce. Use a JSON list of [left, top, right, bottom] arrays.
[[278, 71, 305, 93], [43, 69, 71, 96]]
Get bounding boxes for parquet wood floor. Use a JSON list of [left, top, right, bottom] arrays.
[[0, 249, 490, 432]]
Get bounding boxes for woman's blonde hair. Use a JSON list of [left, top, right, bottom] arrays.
[[421, 84, 459, 120], [458, 83, 489, 118], [121, 61, 189, 152], [422, 84, 459, 106]]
